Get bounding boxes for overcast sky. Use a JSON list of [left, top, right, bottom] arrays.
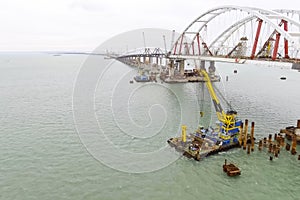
[[0, 0, 297, 51]]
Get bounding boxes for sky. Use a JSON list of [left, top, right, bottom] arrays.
[[0, 0, 297, 52]]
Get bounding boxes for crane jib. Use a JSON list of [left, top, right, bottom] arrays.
[[212, 99, 223, 115]]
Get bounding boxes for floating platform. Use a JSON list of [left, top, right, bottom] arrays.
[[134, 75, 150, 82], [223, 159, 241, 176], [162, 75, 221, 83], [292, 63, 300, 71], [167, 130, 240, 161], [280, 119, 300, 143]]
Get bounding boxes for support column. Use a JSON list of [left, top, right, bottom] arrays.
[[251, 19, 263, 59], [272, 33, 281, 61], [250, 122, 255, 151], [191, 41, 195, 55], [208, 61, 216, 76], [268, 134, 272, 144], [179, 60, 185, 76], [173, 41, 178, 55], [181, 125, 187, 142], [243, 119, 249, 150], [169, 60, 175, 79], [184, 43, 189, 55], [238, 122, 244, 146], [200, 60, 205, 70], [196, 33, 201, 55], [258, 140, 263, 151], [179, 34, 184, 55], [282, 20, 289, 58], [291, 135, 297, 155]]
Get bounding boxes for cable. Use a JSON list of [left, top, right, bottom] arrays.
[[213, 83, 233, 112]]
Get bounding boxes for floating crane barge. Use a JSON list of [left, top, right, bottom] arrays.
[[167, 116, 242, 161], [167, 62, 299, 163], [167, 63, 244, 161]]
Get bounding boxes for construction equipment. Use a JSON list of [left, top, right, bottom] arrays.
[[167, 61, 242, 161], [198, 67, 241, 137]]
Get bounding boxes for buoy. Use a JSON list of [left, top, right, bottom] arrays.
[[280, 76, 286, 80], [234, 69, 237, 74], [200, 111, 204, 117]]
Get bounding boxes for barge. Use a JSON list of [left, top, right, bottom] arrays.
[[223, 159, 241, 176], [280, 119, 300, 143], [167, 65, 244, 161], [167, 117, 242, 161]]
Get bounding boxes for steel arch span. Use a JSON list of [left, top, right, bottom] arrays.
[[171, 6, 300, 61]]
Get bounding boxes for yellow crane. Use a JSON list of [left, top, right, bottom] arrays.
[[198, 68, 241, 137], [171, 65, 243, 160]]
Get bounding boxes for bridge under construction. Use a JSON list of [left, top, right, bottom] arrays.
[[106, 6, 300, 83]]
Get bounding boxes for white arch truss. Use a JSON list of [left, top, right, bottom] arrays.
[[171, 5, 300, 57], [274, 9, 300, 16], [209, 16, 255, 54]]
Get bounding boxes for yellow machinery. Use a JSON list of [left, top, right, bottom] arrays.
[[267, 41, 271, 57], [198, 68, 241, 136], [181, 125, 187, 142]]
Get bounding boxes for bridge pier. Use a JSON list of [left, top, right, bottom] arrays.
[[179, 60, 185, 76], [208, 61, 216, 76], [169, 60, 175, 79], [200, 60, 205, 70]]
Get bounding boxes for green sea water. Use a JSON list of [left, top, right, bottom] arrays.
[[1, 53, 300, 200]]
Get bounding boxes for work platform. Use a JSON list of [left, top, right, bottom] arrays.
[[167, 134, 240, 161]]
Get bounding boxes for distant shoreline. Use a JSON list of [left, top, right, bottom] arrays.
[[0, 51, 106, 56]]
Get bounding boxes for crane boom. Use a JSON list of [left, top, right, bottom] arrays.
[[198, 68, 239, 134], [200, 68, 226, 122]]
